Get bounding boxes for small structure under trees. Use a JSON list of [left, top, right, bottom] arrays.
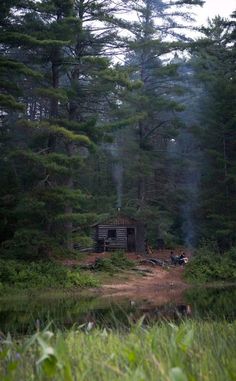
[[92, 213, 146, 254]]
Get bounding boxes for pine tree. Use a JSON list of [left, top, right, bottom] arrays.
[[112, 0, 204, 244], [191, 15, 236, 249], [0, 0, 138, 256]]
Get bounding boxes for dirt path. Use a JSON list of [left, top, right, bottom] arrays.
[[99, 265, 189, 305], [61, 249, 191, 306]]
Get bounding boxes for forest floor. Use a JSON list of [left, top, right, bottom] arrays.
[[61, 248, 192, 304]]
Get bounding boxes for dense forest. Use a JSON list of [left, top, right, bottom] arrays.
[[0, 0, 235, 259]]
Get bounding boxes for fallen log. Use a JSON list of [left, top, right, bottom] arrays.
[[139, 258, 166, 267]]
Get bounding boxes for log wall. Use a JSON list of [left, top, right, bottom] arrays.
[[92, 220, 146, 254], [97, 225, 131, 250]]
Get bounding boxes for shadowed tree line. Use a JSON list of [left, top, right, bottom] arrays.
[[0, 0, 235, 258]]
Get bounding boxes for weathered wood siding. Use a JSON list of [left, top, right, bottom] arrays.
[[97, 225, 134, 250], [92, 214, 146, 254]]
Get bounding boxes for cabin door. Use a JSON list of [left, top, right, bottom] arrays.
[[127, 228, 136, 252]]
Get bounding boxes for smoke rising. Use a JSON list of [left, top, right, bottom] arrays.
[[168, 60, 203, 247], [113, 160, 123, 208], [105, 140, 123, 209]]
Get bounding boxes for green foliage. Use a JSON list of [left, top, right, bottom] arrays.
[[0, 260, 98, 292], [73, 235, 93, 248], [0, 32, 70, 47], [0, 94, 25, 111], [103, 0, 204, 244], [65, 271, 98, 288], [1, 229, 56, 260], [93, 251, 135, 273], [0, 321, 235, 381], [53, 118, 98, 138], [0, 0, 234, 259], [190, 16, 236, 249], [185, 286, 236, 320], [185, 244, 236, 283], [10, 150, 70, 174], [0, 57, 42, 78], [17, 120, 92, 144], [54, 213, 96, 225], [103, 113, 147, 131], [110, 251, 135, 269], [36, 88, 68, 102]]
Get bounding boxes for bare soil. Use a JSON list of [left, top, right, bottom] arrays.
[[61, 249, 191, 306], [100, 259, 189, 306]]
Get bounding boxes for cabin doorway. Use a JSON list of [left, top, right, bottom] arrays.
[[127, 228, 136, 252]]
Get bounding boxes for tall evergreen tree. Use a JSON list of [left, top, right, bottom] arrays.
[[191, 14, 236, 249], [0, 0, 135, 256], [113, 0, 204, 244]]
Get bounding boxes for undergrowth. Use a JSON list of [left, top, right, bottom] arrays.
[[92, 251, 135, 273], [0, 260, 99, 294], [0, 321, 235, 381], [185, 245, 236, 283]]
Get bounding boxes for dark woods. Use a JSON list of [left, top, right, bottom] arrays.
[[0, 1, 235, 258]]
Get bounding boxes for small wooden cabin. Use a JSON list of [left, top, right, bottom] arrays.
[[92, 214, 146, 254]]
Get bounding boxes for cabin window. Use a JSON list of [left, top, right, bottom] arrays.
[[107, 229, 116, 239]]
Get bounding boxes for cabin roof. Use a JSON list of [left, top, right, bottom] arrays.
[[92, 213, 142, 227]]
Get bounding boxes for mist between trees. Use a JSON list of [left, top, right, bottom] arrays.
[[0, 0, 235, 257]]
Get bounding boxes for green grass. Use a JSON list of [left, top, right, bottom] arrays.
[[0, 250, 136, 296], [0, 259, 99, 295], [0, 321, 235, 381]]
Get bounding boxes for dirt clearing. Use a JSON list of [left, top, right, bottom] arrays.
[[61, 249, 191, 305]]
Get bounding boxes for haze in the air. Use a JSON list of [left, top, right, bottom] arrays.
[[195, 0, 235, 24]]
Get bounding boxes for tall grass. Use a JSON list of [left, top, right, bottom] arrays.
[[1, 321, 235, 381]]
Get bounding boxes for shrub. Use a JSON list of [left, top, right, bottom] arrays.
[[94, 257, 116, 273], [185, 245, 236, 283], [110, 251, 134, 269], [0, 259, 99, 293], [93, 251, 135, 273], [66, 271, 99, 288]]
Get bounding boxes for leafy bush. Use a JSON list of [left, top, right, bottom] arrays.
[[185, 245, 236, 283], [110, 251, 134, 269], [73, 235, 94, 249], [94, 251, 134, 273], [94, 257, 115, 272], [0, 260, 98, 293], [66, 271, 98, 288]]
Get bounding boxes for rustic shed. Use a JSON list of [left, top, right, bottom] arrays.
[[92, 214, 146, 254]]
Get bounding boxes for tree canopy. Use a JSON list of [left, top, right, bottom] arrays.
[[0, 0, 235, 257]]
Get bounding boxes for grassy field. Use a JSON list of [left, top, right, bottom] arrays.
[[1, 321, 235, 381]]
